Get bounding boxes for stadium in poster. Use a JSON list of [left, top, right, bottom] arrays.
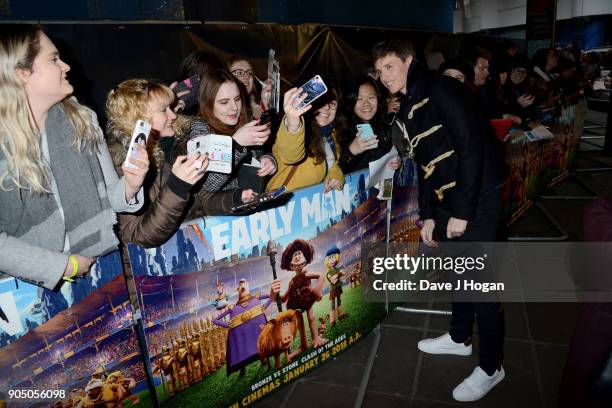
[[127, 169, 388, 407]]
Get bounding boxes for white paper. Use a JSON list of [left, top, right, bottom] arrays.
[[592, 80, 606, 91], [246, 157, 261, 167], [524, 125, 554, 142], [367, 146, 399, 189]]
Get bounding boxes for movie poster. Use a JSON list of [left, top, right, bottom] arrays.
[[0, 250, 148, 407], [500, 102, 584, 226], [389, 158, 420, 243], [126, 169, 388, 407], [502, 139, 543, 225]]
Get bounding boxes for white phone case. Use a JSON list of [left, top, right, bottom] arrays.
[[124, 120, 152, 169]]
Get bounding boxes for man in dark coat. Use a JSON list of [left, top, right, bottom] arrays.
[[373, 38, 506, 402]]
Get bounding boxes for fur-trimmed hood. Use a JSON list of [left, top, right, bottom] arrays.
[[108, 114, 193, 174]]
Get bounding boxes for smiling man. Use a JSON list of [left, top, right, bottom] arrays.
[[372, 38, 506, 402]]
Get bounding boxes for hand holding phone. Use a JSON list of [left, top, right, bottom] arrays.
[[231, 186, 287, 212], [357, 123, 375, 140], [124, 120, 152, 169], [259, 109, 273, 126], [296, 75, 328, 110], [355, 123, 378, 151]]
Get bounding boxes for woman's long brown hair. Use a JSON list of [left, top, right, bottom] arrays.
[[198, 69, 248, 135]]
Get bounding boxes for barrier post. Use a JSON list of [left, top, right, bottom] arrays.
[[133, 310, 160, 408]]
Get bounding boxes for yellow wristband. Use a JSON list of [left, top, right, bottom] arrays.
[[63, 256, 79, 283]]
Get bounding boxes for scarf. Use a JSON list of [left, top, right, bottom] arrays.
[[38, 103, 118, 257]]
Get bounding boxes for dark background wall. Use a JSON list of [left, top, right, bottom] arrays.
[[41, 23, 458, 121], [0, 0, 459, 124], [1, 0, 453, 33]]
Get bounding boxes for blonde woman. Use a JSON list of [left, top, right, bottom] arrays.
[[107, 79, 254, 248], [0, 25, 149, 289]]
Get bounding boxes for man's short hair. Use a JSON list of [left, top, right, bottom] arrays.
[[371, 38, 416, 63]]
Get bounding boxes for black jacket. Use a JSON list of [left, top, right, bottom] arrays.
[[399, 62, 504, 221], [338, 122, 394, 174]]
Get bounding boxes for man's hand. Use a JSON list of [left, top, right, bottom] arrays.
[[387, 155, 402, 170], [420, 219, 437, 247], [447, 217, 468, 239]]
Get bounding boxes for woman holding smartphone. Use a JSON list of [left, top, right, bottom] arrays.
[[194, 69, 276, 193], [0, 25, 148, 289], [267, 84, 345, 193], [106, 79, 254, 248], [338, 76, 401, 174]]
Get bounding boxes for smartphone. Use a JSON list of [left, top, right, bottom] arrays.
[[259, 109, 273, 126], [297, 75, 328, 109], [357, 123, 378, 150], [124, 120, 151, 169], [356, 123, 375, 140], [174, 74, 200, 110], [231, 186, 287, 212], [187, 135, 207, 156]]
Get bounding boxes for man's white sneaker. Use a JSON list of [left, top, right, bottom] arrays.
[[417, 333, 472, 356], [452, 365, 505, 402]]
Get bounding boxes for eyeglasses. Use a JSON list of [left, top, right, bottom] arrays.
[[513, 68, 528, 76], [231, 69, 253, 78]]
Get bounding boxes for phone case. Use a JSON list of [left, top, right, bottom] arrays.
[[174, 75, 200, 110], [297, 75, 328, 109], [124, 120, 152, 169], [187, 134, 233, 174], [357, 124, 375, 140]]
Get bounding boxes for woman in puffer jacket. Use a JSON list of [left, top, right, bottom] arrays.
[[106, 79, 253, 248]]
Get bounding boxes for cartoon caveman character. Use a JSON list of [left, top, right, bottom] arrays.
[[280, 239, 328, 353]]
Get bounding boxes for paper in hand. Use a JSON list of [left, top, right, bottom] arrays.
[[367, 146, 399, 189]]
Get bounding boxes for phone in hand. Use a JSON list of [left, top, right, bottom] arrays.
[[174, 74, 200, 110], [124, 120, 151, 169], [231, 186, 287, 212], [297, 75, 328, 109], [259, 109, 273, 126], [357, 123, 378, 150], [357, 123, 375, 140]]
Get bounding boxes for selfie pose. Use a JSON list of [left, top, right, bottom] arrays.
[[338, 75, 401, 174], [0, 25, 148, 289], [373, 39, 506, 402], [267, 83, 345, 193]]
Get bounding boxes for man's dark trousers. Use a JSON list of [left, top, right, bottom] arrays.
[[434, 188, 505, 375]]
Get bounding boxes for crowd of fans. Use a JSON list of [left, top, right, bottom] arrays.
[[96, 331, 140, 363]]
